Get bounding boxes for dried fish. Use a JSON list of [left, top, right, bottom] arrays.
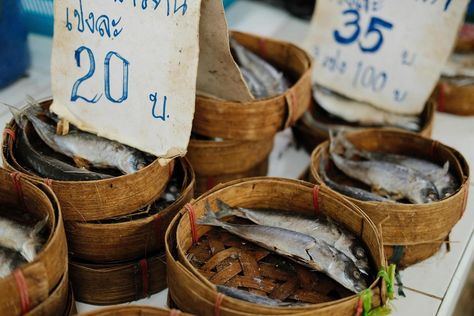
[[217, 285, 297, 306], [0, 246, 28, 279], [240, 67, 268, 99], [214, 199, 371, 275], [198, 207, 368, 293], [314, 86, 420, 131], [442, 53, 474, 78]]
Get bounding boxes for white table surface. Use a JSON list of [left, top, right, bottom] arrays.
[[0, 1, 473, 315]]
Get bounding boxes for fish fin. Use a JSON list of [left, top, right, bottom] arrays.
[[31, 215, 49, 238], [215, 199, 245, 220], [73, 156, 91, 169], [443, 161, 450, 174], [0, 102, 31, 129], [197, 205, 223, 227]]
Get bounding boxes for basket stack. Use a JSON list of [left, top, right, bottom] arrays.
[[166, 177, 391, 316], [293, 99, 435, 154], [188, 31, 313, 196], [309, 129, 470, 268], [434, 23, 474, 116], [78, 306, 191, 316], [2, 99, 196, 305], [0, 168, 71, 315]]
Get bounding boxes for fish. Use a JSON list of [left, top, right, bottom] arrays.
[[313, 86, 420, 131], [442, 53, 474, 78], [332, 132, 458, 198], [240, 67, 268, 99], [15, 122, 112, 181], [197, 207, 368, 293], [0, 246, 28, 279], [0, 216, 47, 263], [330, 152, 439, 204], [318, 155, 395, 203], [216, 285, 295, 306], [8, 103, 148, 175], [214, 200, 371, 275], [230, 38, 290, 98]]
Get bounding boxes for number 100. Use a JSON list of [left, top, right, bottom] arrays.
[[352, 61, 387, 92]]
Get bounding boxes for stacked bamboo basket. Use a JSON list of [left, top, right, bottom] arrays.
[[166, 177, 392, 316], [2, 99, 196, 305], [434, 23, 474, 116], [0, 168, 72, 315], [78, 306, 191, 316], [309, 129, 470, 268], [188, 31, 313, 196]]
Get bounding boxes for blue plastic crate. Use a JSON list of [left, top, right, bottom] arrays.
[[21, 0, 237, 37]]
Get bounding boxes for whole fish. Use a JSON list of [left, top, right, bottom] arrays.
[[197, 208, 368, 293], [15, 123, 112, 181], [314, 86, 420, 131], [332, 132, 458, 198], [330, 153, 439, 204], [9, 103, 148, 174], [442, 53, 474, 78], [0, 216, 47, 263], [214, 200, 371, 275], [216, 285, 295, 306], [230, 38, 290, 98], [240, 67, 268, 99], [0, 246, 27, 279], [318, 156, 395, 203]]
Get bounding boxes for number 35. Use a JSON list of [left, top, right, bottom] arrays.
[[334, 9, 393, 53]]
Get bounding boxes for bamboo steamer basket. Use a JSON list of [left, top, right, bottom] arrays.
[[166, 177, 388, 316], [70, 253, 167, 305], [26, 271, 71, 316], [434, 81, 474, 116], [186, 138, 273, 177], [193, 31, 313, 141], [79, 306, 191, 316], [194, 158, 269, 197], [309, 129, 470, 268], [2, 98, 173, 221], [293, 101, 435, 154], [0, 169, 68, 316], [65, 158, 195, 263], [454, 23, 474, 53]]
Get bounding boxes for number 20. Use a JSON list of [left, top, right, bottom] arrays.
[[334, 9, 393, 53], [71, 46, 129, 104]]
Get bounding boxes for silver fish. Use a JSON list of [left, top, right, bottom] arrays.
[[0, 217, 47, 263], [0, 246, 27, 279], [319, 156, 395, 203], [216, 285, 295, 306], [230, 38, 290, 97], [240, 67, 268, 99], [10, 103, 148, 174], [214, 200, 371, 275], [197, 208, 368, 293], [333, 132, 458, 198], [314, 86, 420, 131], [442, 53, 474, 78]]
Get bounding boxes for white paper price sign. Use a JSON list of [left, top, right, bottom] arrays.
[[305, 0, 468, 114], [51, 0, 201, 159]]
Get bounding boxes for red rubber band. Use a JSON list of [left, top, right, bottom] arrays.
[[258, 38, 267, 59], [207, 176, 216, 191], [3, 128, 16, 142], [214, 293, 225, 316], [10, 173, 26, 211], [139, 259, 149, 298], [153, 214, 161, 244], [43, 179, 53, 188], [13, 270, 30, 314], [185, 203, 198, 244], [355, 298, 363, 316], [313, 185, 321, 214], [169, 310, 181, 316], [437, 83, 446, 113]]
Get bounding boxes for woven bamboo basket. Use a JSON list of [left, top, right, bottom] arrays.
[[26, 271, 70, 316], [293, 101, 435, 154], [2, 98, 173, 221], [193, 31, 313, 141], [70, 253, 167, 305], [79, 306, 191, 316], [0, 169, 68, 316], [166, 177, 388, 316], [65, 158, 194, 263], [434, 81, 474, 116], [194, 158, 269, 197], [309, 129, 470, 267]]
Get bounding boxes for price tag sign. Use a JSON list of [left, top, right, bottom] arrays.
[[305, 0, 468, 114], [51, 0, 201, 158]]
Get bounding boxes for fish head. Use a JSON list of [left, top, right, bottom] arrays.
[[350, 244, 371, 274], [419, 186, 440, 204], [331, 253, 369, 293]]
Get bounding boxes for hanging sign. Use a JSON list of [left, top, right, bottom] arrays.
[[305, 0, 468, 114]]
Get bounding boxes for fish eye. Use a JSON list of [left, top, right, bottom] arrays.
[[353, 269, 361, 280], [354, 246, 366, 259]]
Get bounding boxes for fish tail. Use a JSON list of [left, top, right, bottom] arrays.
[[0, 102, 31, 129], [215, 199, 246, 219], [196, 203, 224, 227]]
